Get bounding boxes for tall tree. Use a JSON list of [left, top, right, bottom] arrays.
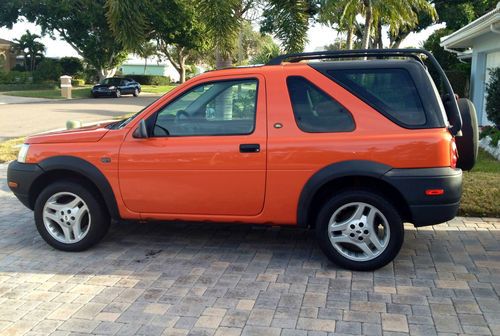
[[136, 42, 157, 75], [431, 0, 497, 31], [106, 0, 207, 82], [12, 30, 45, 71], [318, 0, 436, 49], [260, 0, 318, 53], [0, 0, 129, 80], [198, 0, 253, 69]]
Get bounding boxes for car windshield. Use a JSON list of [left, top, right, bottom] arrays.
[[101, 78, 122, 85], [108, 100, 157, 130]]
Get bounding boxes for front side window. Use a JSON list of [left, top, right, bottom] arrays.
[[328, 68, 426, 126], [153, 79, 258, 136], [287, 76, 355, 133]]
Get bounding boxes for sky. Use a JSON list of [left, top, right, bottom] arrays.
[[0, 19, 445, 59]]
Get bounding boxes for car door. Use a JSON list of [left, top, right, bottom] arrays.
[[118, 74, 267, 216], [120, 79, 131, 94]]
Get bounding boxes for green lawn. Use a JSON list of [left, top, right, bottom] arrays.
[[1, 135, 498, 218], [4, 86, 93, 99], [460, 149, 500, 217], [141, 85, 176, 94], [2, 85, 175, 99]]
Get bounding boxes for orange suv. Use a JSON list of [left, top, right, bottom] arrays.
[[7, 49, 478, 271]]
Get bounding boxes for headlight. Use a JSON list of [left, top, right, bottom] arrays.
[[108, 86, 116, 90], [17, 144, 30, 163]]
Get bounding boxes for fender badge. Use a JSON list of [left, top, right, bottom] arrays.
[[100, 157, 111, 163], [274, 123, 283, 129]]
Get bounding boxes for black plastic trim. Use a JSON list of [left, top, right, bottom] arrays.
[[7, 161, 44, 209], [297, 162, 462, 228], [297, 160, 392, 228], [35, 156, 120, 220]]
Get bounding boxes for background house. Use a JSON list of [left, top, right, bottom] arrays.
[[0, 38, 17, 72], [441, 2, 500, 125], [119, 55, 180, 82]]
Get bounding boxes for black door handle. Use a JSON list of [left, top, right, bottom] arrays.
[[239, 144, 260, 153]]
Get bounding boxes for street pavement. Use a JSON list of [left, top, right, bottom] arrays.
[[0, 95, 160, 141], [0, 164, 500, 335]]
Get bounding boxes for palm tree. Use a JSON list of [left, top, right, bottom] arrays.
[[13, 30, 45, 71], [136, 42, 157, 74], [260, 0, 317, 53], [197, 0, 249, 69], [319, 0, 436, 49]]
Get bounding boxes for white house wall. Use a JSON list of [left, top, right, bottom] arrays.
[[470, 31, 500, 125]]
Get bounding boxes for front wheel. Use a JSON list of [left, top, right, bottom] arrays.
[[115, 89, 121, 98], [133, 88, 140, 97], [34, 181, 110, 251], [316, 189, 404, 271]]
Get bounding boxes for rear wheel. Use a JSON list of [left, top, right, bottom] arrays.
[[456, 98, 478, 171], [34, 181, 110, 251], [315, 189, 404, 271]]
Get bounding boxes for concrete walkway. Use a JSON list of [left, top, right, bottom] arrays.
[[0, 95, 160, 141], [0, 164, 500, 335], [0, 94, 52, 105]]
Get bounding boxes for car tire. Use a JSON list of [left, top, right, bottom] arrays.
[[456, 98, 478, 171], [133, 88, 140, 97], [92, 93, 98, 98], [115, 89, 121, 98], [315, 189, 404, 271], [34, 181, 110, 252]]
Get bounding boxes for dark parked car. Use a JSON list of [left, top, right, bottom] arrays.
[[91, 77, 141, 98]]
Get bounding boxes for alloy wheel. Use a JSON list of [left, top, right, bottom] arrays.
[[42, 192, 91, 244], [327, 202, 390, 262]]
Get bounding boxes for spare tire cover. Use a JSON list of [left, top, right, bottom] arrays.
[[456, 98, 478, 171]]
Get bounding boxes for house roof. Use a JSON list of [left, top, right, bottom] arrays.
[[0, 38, 14, 46], [440, 2, 500, 48]]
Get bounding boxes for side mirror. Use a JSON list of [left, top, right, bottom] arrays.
[[133, 119, 149, 138]]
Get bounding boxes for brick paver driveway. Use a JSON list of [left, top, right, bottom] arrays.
[[1, 164, 499, 336]]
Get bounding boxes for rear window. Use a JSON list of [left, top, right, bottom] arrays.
[[286, 76, 355, 133], [328, 68, 426, 126]]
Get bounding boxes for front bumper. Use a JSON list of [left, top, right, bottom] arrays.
[[92, 89, 116, 97], [7, 161, 44, 209], [383, 167, 462, 227]]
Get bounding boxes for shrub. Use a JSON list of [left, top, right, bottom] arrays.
[[33, 59, 63, 82], [445, 70, 470, 98], [71, 78, 85, 87], [480, 126, 500, 147], [0, 70, 33, 84], [0, 83, 57, 91], [60, 57, 84, 76], [125, 74, 170, 85], [486, 68, 500, 127]]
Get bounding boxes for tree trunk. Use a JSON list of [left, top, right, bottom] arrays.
[[143, 58, 147, 74], [376, 21, 383, 49], [361, 0, 372, 49], [346, 26, 354, 50], [178, 53, 187, 84], [215, 49, 232, 69], [214, 49, 233, 120], [98, 68, 116, 81]]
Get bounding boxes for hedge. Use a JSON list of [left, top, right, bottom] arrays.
[[445, 70, 470, 98], [125, 74, 171, 85], [0, 83, 58, 92], [71, 79, 86, 87]]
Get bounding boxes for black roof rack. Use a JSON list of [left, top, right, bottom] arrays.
[[267, 48, 463, 136], [267, 48, 434, 65]]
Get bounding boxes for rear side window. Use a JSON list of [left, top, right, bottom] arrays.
[[286, 76, 355, 133], [328, 69, 426, 126]]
